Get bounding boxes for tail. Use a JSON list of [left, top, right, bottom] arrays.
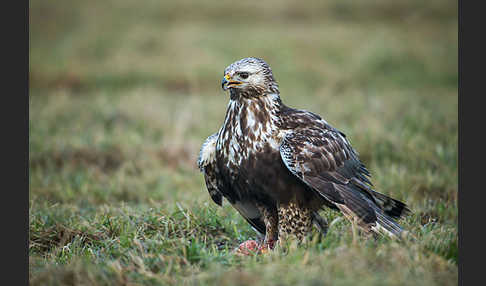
[[333, 183, 410, 240], [370, 204, 405, 239], [351, 177, 411, 219], [370, 190, 411, 219]]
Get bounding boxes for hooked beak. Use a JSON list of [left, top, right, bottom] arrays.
[[221, 76, 229, 90], [221, 74, 242, 91]]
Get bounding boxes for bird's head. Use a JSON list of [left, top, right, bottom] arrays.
[[221, 57, 279, 98]]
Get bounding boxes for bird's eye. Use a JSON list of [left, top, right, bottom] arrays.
[[239, 72, 249, 79]]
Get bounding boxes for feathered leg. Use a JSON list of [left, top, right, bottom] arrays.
[[234, 203, 278, 256], [256, 203, 278, 252], [277, 202, 313, 246]]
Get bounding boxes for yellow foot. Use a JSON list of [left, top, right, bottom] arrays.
[[258, 239, 276, 254]]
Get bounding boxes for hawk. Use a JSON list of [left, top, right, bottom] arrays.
[[198, 57, 410, 252]]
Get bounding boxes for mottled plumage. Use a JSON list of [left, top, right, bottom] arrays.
[[198, 57, 410, 250]]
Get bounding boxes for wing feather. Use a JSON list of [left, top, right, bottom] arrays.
[[198, 133, 266, 235], [198, 133, 223, 206], [279, 122, 409, 237]]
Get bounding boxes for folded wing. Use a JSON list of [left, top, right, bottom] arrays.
[[279, 127, 409, 237], [198, 133, 266, 235]]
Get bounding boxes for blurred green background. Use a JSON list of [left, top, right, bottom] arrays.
[[30, 0, 457, 285]]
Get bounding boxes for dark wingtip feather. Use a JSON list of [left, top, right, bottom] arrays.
[[371, 190, 411, 219]]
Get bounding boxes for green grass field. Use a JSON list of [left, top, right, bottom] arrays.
[[29, 0, 458, 285]]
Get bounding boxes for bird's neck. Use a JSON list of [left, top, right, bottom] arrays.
[[216, 92, 285, 165], [233, 92, 282, 125], [220, 92, 283, 145]]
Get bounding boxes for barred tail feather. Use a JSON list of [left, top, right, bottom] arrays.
[[370, 205, 404, 239], [333, 184, 407, 239]]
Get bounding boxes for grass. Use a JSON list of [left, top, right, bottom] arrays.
[[30, 0, 457, 285]]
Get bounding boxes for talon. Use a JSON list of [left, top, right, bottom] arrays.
[[259, 246, 269, 254], [258, 239, 276, 254]]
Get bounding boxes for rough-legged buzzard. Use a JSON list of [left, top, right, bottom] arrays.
[[198, 57, 410, 252]]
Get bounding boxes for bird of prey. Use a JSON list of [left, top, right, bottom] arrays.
[[197, 57, 410, 252]]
